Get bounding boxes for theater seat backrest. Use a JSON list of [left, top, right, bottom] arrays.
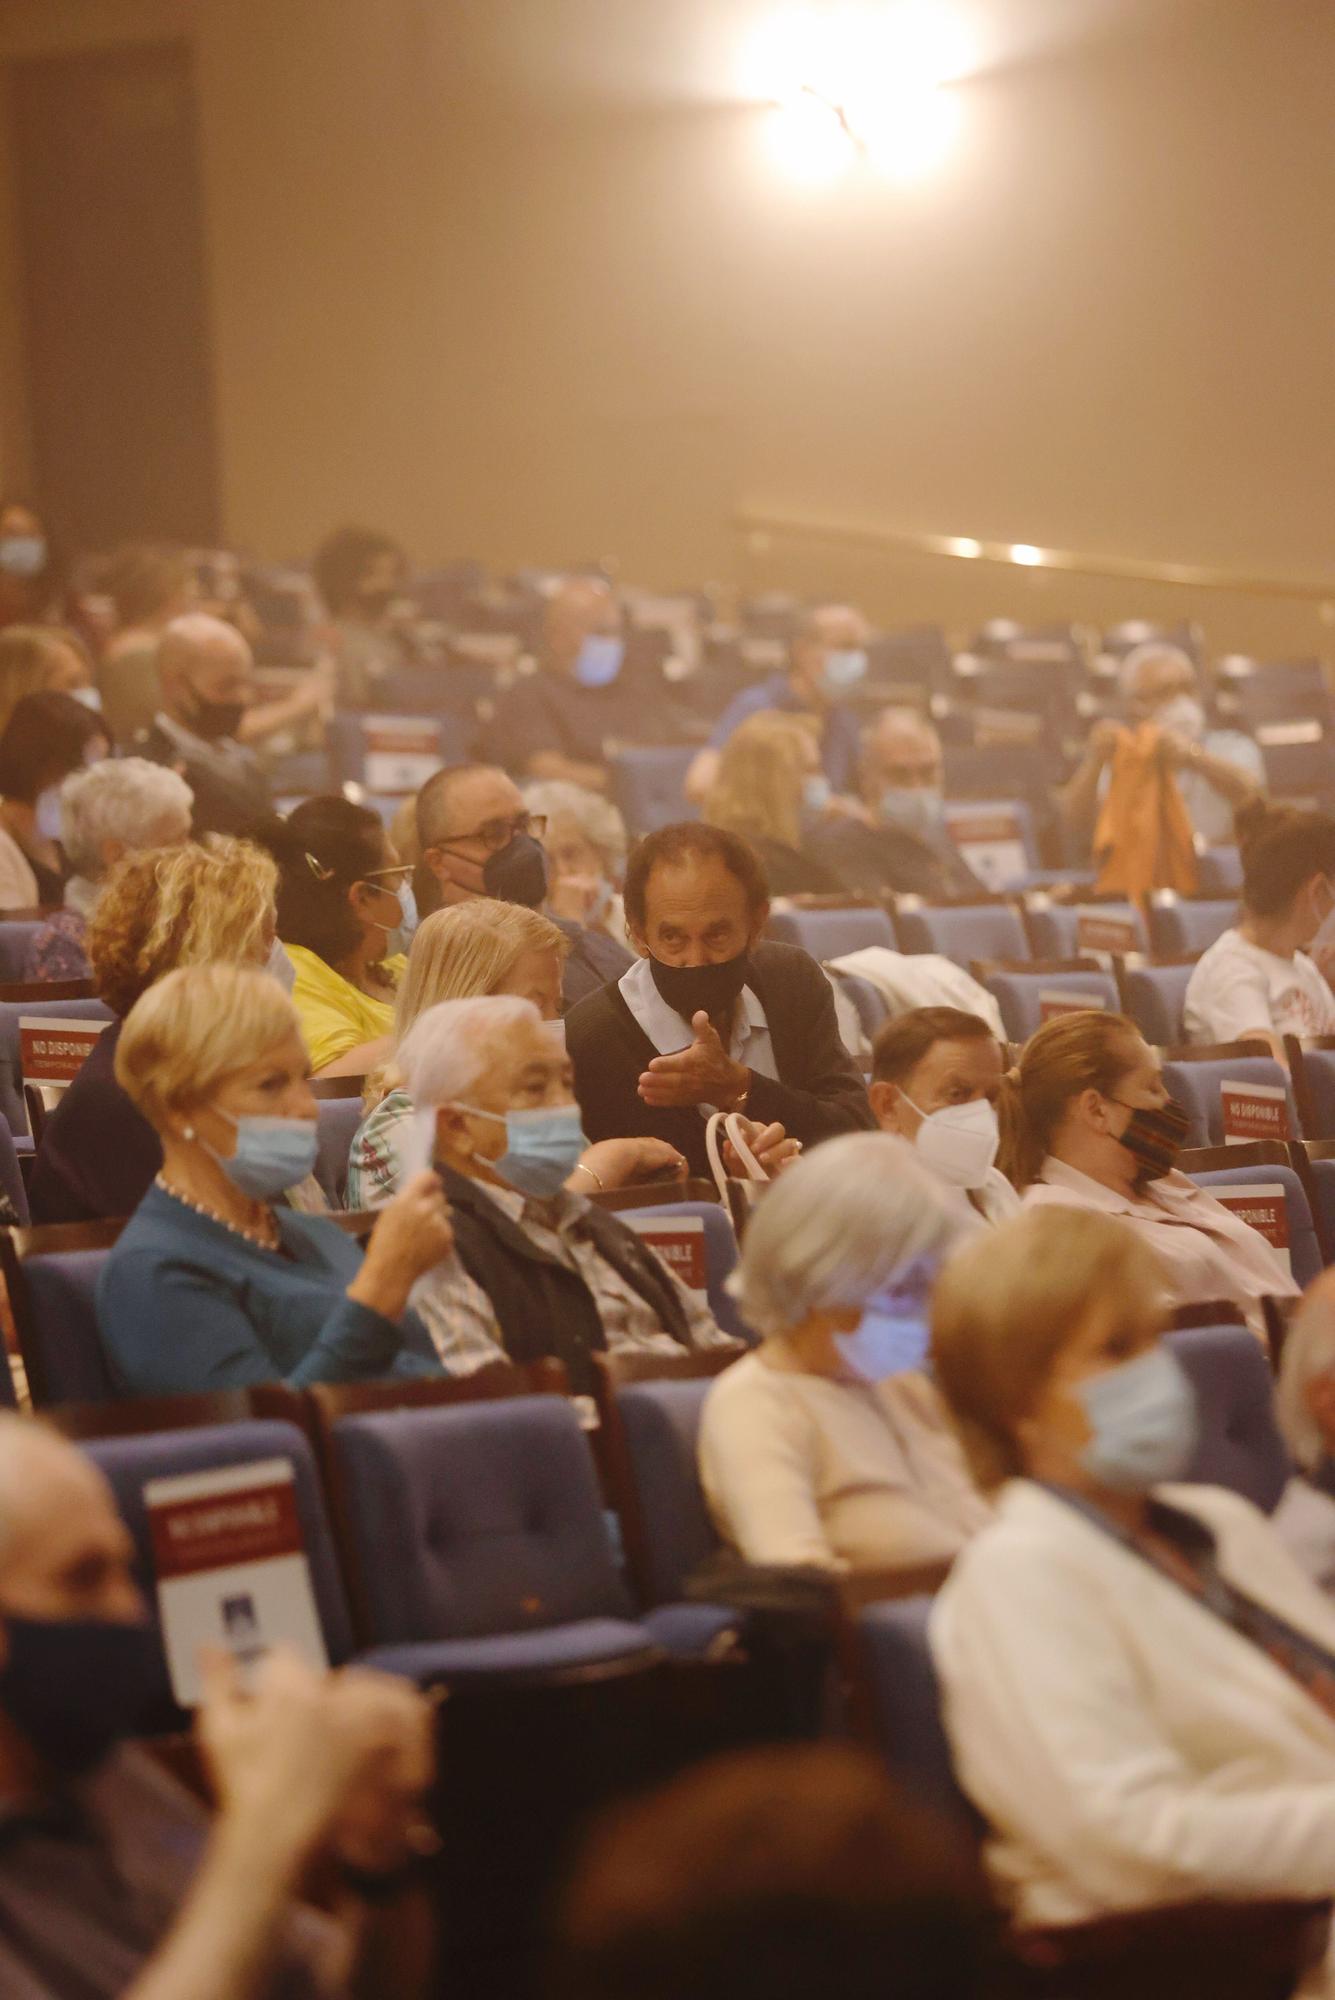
[[894, 903, 1028, 963], [1166, 1324, 1292, 1512], [856, 1596, 978, 1832], [615, 1377, 720, 1603], [1186, 1162, 1321, 1289], [314, 1096, 363, 1209], [617, 1202, 746, 1341], [766, 906, 896, 960], [983, 967, 1118, 1044], [1121, 963, 1194, 1048], [1160, 1054, 1298, 1150], [0, 997, 115, 1139], [22, 1246, 117, 1405], [608, 747, 697, 836], [1147, 897, 1238, 958], [331, 1397, 633, 1643]]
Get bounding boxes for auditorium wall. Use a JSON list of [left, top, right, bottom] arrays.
[[0, 0, 1332, 651]]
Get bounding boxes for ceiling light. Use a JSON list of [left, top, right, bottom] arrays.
[[1009, 543, 1045, 566]]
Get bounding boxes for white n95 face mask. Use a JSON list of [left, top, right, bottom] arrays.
[[902, 1094, 999, 1190]]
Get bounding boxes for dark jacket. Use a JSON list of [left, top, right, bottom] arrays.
[[551, 911, 634, 1008], [440, 1165, 692, 1394], [28, 1021, 161, 1224], [136, 722, 272, 838], [565, 940, 876, 1178], [806, 819, 985, 901]]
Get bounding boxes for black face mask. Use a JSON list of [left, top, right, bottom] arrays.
[[187, 692, 246, 743], [649, 950, 753, 1023], [1111, 1096, 1190, 1183], [0, 1611, 164, 1778], [483, 833, 549, 910]]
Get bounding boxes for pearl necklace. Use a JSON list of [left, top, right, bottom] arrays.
[[155, 1175, 280, 1252]]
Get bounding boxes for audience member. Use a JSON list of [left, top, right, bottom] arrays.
[[138, 613, 273, 835], [395, 994, 735, 1391], [98, 964, 450, 1393], [1060, 642, 1263, 853], [999, 1009, 1297, 1338], [701, 1132, 988, 1575], [701, 711, 847, 897], [0, 1410, 437, 1998], [0, 500, 66, 631], [869, 1008, 1019, 1226], [23, 757, 194, 982], [931, 1205, 1335, 1929], [1272, 1272, 1335, 1592], [28, 836, 278, 1224], [0, 622, 96, 735], [98, 543, 197, 741], [489, 576, 654, 791], [816, 707, 985, 900], [0, 689, 109, 907], [1185, 800, 1335, 1055], [523, 778, 632, 949], [553, 1742, 993, 2000], [416, 762, 632, 1005], [686, 603, 871, 803], [263, 795, 411, 1076], [566, 823, 875, 1179], [313, 523, 414, 706]]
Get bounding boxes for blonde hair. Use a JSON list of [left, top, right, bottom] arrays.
[[88, 837, 277, 1018], [996, 1009, 1142, 1191], [116, 963, 300, 1132], [0, 625, 83, 737], [703, 711, 819, 851], [931, 1208, 1169, 1490]]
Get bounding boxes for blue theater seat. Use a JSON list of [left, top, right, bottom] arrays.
[[766, 905, 896, 959]]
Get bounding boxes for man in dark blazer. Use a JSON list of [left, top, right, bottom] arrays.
[[565, 822, 875, 1179]]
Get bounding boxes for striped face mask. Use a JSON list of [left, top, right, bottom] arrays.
[[1108, 1096, 1190, 1183]]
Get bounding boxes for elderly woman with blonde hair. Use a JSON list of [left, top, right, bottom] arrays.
[[929, 1205, 1335, 1935], [96, 963, 453, 1395], [702, 711, 846, 898], [698, 1130, 988, 1580], [28, 836, 282, 1225], [347, 896, 687, 1208]]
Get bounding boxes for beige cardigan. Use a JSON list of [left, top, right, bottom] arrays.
[[0, 823, 39, 911]]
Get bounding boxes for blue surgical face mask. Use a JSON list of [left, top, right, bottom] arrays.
[[387, 878, 419, 959], [573, 634, 625, 689], [881, 785, 945, 840], [34, 786, 63, 843], [266, 937, 296, 993], [0, 534, 47, 579], [70, 684, 103, 713], [802, 773, 833, 815], [456, 1101, 589, 1198], [209, 1111, 319, 1200], [833, 1254, 938, 1384], [821, 646, 868, 695], [1075, 1344, 1199, 1492]]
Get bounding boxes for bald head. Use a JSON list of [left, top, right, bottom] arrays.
[[0, 1415, 139, 1624], [863, 707, 943, 796], [157, 614, 255, 737], [790, 603, 871, 704], [542, 577, 622, 677]]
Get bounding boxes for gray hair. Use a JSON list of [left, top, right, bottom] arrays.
[[523, 780, 628, 875], [1117, 642, 1196, 702], [396, 992, 553, 1108], [730, 1132, 964, 1340], [1276, 1293, 1335, 1472], [59, 757, 194, 880]]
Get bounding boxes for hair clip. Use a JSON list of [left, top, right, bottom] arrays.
[[304, 852, 335, 882]]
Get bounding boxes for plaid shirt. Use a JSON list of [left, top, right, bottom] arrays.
[[408, 1179, 735, 1380]]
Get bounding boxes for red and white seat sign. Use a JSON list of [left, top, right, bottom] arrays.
[[622, 1212, 708, 1303], [1039, 989, 1108, 1024], [1220, 1079, 1290, 1144], [146, 1458, 328, 1705], [361, 715, 443, 793], [1074, 907, 1141, 957], [943, 808, 1029, 892], [20, 1015, 109, 1092], [1205, 1182, 1292, 1275]]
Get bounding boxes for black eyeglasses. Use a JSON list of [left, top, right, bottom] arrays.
[[436, 811, 546, 856]]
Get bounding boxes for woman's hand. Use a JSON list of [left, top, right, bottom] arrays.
[[724, 1117, 802, 1179], [569, 1136, 688, 1193], [349, 1170, 454, 1319]]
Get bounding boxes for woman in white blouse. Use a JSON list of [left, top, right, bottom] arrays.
[[931, 1205, 1335, 1932], [698, 1131, 990, 1579], [1000, 1008, 1297, 1341], [1185, 800, 1335, 1057]]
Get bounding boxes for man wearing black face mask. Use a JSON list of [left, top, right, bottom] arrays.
[[0, 1413, 436, 1999], [566, 822, 875, 1179], [416, 762, 633, 1007], [138, 614, 272, 837]]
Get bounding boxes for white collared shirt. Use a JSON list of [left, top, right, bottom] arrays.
[[617, 956, 778, 1112]]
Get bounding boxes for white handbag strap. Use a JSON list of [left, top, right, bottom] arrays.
[[705, 1110, 769, 1203]]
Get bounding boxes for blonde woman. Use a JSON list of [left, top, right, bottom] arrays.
[[931, 1206, 1335, 1932], [28, 836, 280, 1225], [702, 711, 845, 897], [98, 964, 452, 1395], [0, 623, 94, 738]]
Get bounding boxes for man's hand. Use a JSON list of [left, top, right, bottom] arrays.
[[723, 1117, 801, 1178], [638, 1011, 749, 1110], [570, 1136, 688, 1191]]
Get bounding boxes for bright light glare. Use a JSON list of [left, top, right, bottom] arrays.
[[1009, 544, 1045, 567], [766, 91, 858, 185], [860, 86, 962, 181], [948, 536, 982, 559]]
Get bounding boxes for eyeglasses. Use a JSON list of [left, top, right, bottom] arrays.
[[359, 864, 414, 889], [436, 812, 546, 856]]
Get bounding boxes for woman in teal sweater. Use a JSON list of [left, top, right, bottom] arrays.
[[97, 962, 455, 1395]]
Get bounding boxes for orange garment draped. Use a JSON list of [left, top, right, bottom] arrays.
[[1093, 723, 1199, 901]]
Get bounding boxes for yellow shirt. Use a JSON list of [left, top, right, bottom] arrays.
[[285, 943, 405, 1074]]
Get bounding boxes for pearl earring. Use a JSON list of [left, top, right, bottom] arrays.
[[182, 1125, 195, 1142]]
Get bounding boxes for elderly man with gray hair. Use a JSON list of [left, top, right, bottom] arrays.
[[522, 778, 631, 948], [1059, 642, 1264, 852], [0, 1411, 435, 1999], [698, 1131, 989, 1581], [23, 756, 194, 982], [396, 992, 736, 1392]]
